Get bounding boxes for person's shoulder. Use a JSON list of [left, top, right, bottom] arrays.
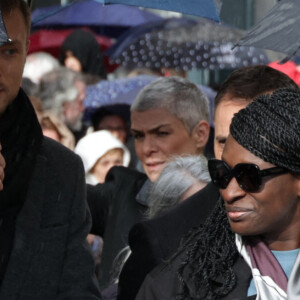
[[143, 182, 219, 228], [136, 253, 183, 300], [128, 183, 220, 258], [41, 137, 79, 163], [106, 165, 147, 184]]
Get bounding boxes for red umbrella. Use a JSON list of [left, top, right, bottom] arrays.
[[28, 28, 118, 72]]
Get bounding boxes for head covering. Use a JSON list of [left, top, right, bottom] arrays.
[[59, 29, 107, 79], [0, 5, 10, 46], [230, 88, 300, 173], [74, 130, 130, 174]]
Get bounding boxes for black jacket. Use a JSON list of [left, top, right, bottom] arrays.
[[0, 137, 101, 300], [87, 167, 148, 289], [117, 183, 220, 300], [136, 251, 254, 300]]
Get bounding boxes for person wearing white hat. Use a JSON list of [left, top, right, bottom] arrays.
[[75, 130, 130, 184]]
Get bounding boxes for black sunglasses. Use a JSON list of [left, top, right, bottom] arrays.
[[208, 159, 288, 193]]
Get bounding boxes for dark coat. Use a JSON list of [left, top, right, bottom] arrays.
[[87, 167, 148, 288], [0, 138, 101, 300], [136, 252, 254, 300], [117, 183, 220, 300]]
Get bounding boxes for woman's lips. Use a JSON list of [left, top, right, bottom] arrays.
[[226, 208, 253, 221], [146, 162, 164, 171]]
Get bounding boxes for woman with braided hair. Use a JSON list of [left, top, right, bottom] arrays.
[[136, 87, 300, 300]]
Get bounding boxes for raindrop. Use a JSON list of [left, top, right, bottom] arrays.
[[155, 62, 161, 68], [130, 45, 136, 50], [189, 49, 195, 56]]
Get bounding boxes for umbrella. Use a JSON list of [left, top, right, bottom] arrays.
[[84, 75, 158, 108], [235, 0, 300, 61], [95, 0, 220, 22], [106, 17, 269, 71], [31, 0, 162, 38]]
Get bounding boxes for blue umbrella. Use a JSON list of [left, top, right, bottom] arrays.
[[95, 0, 220, 22], [31, 0, 162, 38]]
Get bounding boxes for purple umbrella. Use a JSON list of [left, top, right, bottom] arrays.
[[31, 0, 162, 38], [95, 0, 220, 22]]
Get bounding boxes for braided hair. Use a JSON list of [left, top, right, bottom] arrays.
[[176, 197, 238, 300], [230, 88, 300, 173]]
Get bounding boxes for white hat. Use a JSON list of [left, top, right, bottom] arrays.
[[75, 130, 130, 173]]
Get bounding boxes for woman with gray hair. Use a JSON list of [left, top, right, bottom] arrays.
[[148, 155, 211, 218]]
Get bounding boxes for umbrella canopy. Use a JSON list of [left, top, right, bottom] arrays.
[[31, 0, 162, 38], [235, 0, 300, 61], [106, 17, 269, 71], [95, 0, 220, 22], [84, 75, 158, 108]]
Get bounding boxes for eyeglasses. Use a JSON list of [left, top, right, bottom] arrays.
[[208, 159, 288, 193]]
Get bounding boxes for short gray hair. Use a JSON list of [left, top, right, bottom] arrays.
[[131, 76, 210, 134], [38, 67, 84, 113], [147, 155, 211, 218]]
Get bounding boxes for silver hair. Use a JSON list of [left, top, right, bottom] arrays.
[[37, 67, 84, 114], [131, 76, 210, 134], [147, 155, 211, 218]]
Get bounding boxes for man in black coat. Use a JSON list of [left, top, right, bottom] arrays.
[[87, 76, 211, 289], [117, 65, 300, 300], [0, 1, 101, 298]]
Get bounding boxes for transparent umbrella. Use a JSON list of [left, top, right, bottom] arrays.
[[106, 17, 269, 71], [235, 0, 300, 61]]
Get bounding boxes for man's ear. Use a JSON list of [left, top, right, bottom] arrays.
[[192, 120, 210, 154]]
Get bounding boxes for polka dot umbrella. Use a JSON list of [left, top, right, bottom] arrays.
[[106, 17, 269, 71]]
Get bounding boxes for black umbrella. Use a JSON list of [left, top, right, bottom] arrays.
[[106, 17, 269, 71], [235, 0, 300, 61]]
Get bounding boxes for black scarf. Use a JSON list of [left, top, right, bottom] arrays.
[[0, 89, 43, 283], [0, 88, 43, 209]]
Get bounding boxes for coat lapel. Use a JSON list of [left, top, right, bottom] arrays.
[[0, 153, 46, 299]]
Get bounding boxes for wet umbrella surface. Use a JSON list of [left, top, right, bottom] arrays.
[[107, 17, 269, 71], [235, 0, 300, 61]]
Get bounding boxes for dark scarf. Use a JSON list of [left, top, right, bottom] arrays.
[[0, 89, 43, 282], [0, 88, 43, 209]]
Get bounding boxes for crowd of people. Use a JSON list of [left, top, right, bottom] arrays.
[[0, 1, 299, 300]]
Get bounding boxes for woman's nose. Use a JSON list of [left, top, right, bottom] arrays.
[[221, 177, 246, 204]]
